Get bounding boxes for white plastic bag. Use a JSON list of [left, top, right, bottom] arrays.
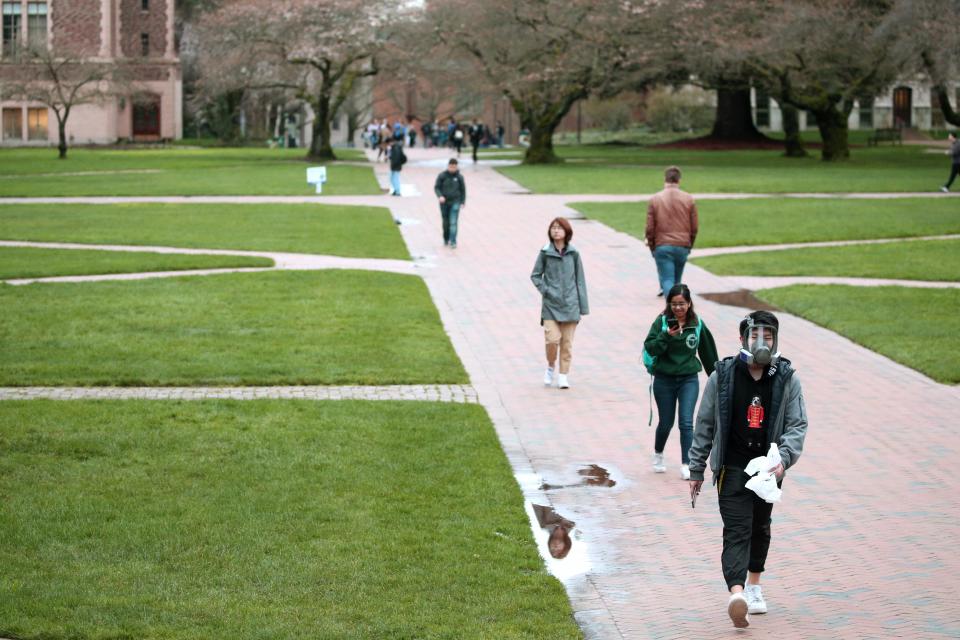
[[743, 443, 783, 503]]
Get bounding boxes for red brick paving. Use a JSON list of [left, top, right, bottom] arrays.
[[380, 148, 960, 639]]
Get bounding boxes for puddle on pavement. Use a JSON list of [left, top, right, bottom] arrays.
[[540, 464, 616, 490], [532, 504, 575, 559], [700, 289, 780, 311]]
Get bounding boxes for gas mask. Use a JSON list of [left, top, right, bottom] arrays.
[[739, 317, 780, 367]]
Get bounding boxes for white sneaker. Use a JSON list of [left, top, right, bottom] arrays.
[[744, 584, 767, 614], [727, 592, 750, 628], [543, 367, 554, 386], [680, 464, 690, 480], [652, 453, 666, 473], [941, 186, 950, 193], [557, 374, 570, 389]]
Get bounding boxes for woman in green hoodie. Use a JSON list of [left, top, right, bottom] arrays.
[[644, 283, 718, 479]]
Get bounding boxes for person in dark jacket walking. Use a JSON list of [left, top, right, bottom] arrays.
[[687, 310, 808, 629], [388, 139, 406, 196], [530, 217, 589, 389], [434, 158, 466, 248], [941, 132, 960, 192], [643, 283, 719, 479], [469, 119, 483, 163]]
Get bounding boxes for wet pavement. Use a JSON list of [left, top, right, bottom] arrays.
[[371, 146, 960, 639]]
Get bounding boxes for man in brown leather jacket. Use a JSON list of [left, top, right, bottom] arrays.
[[645, 166, 698, 297]]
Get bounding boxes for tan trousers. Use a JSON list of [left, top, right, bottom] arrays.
[[544, 320, 578, 374]]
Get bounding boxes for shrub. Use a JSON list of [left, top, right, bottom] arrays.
[[645, 86, 714, 133]]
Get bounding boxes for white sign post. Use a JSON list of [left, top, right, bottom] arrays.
[[306, 166, 328, 194]]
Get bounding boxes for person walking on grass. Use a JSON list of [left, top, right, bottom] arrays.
[[388, 138, 407, 197], [687, 310, 808, 629], [530, 217, 589, 390], [646, 166, 698, 298], [941, 132, 960, 192], [434, 158, 466, 248], [643, 283, 719, 479]]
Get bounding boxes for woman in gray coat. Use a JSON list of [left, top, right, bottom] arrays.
[[530, 217, 589, 389]]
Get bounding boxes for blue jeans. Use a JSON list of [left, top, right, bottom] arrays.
[[653, 245, 690, 297], [653, 373, 699, 464], [440, 201, 461, 245], [390, 170, 401, 195]]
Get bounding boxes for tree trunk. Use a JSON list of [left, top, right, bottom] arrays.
[[933, 84, 960, 127], [308, 92, 336, 161], [711, 87, 764, 140], [57, 116, 68, 159], [780, 103, 807, 158], [815, 108, 850, 161], [524, 120, 561, 164]]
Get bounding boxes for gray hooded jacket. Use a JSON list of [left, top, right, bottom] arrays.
[[688, 356, 808, 483], [530, 242, 589, 323]]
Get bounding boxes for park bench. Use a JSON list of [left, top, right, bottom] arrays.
[[867, 128, 902, 146]]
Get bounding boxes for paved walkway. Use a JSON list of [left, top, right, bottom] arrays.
[[372, 147, 960, 639], [0, 385, 477, 402]]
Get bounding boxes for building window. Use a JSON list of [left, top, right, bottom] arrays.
[[27, 107, 47, 140], [858, 96, 874, 129], [140, 32, 149, 56], [754, 89, 770, 128], [141, 0, 148, 9], [2, 1, 21, 58], [2, 107, 22, 140], [26, 1, 45, 49]]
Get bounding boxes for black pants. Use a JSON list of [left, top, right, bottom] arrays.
[[717, 466, 776, 590], [945, 163, 960, 189]]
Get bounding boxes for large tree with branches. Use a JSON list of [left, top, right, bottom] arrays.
[[196, 0, 401, 160], [427, 0, 666, 164]]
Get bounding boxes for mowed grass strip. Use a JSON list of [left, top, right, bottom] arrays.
[[692, 239, 960, 281], [0, 203, 409, 260], [0, 270, 467, 386], [757, 285, 960, 384], [499, 145, 947, 194], [0, 400, 580, 639], [0, 247, 273, 279], [572, 198, 960, 248], [0, 147, 379, 196]]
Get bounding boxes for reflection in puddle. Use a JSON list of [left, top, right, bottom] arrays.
[[532, 504, 575, 559], [540, 464, 616, 490]]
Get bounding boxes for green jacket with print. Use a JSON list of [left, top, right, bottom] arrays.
[[643, 314, 719, 377]]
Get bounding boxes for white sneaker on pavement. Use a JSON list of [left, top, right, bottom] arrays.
[[680, 464, 690, 480], [543, 367, 554, 386], [652, 452, 666, 473], [744, 584, 767, 614], [941, 186, 950, 193], [557, 373, 570, 389], [728, 592, 750, 628]]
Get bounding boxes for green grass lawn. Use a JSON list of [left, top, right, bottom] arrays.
[[0, 270, 466, 386], [0, 247, 273, 279], [692, 239, 960, 281], [757, 285, 960, 384], [0, 203, 408, 259], [0, 400, 580, 639], [573, 198, 960, 248], [0, 147, 379, 196], [499, 145, 949, 193]]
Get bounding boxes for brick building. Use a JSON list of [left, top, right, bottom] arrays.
[[0, 0, 181, 146]]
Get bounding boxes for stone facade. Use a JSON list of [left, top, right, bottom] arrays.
[[0, 0, 181, 146]]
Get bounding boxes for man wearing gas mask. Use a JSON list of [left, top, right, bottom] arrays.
[[687, 310, 809, 629]]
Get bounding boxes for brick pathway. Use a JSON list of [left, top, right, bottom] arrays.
[[0, 385, 477, 403], [375, 147, 960, 639]]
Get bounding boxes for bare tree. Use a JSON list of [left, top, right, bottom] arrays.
[[1, 47, 119, 159], [427, 0, 666, 164], [196, 0, 402, 161], [893, 0, 960, 126]]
